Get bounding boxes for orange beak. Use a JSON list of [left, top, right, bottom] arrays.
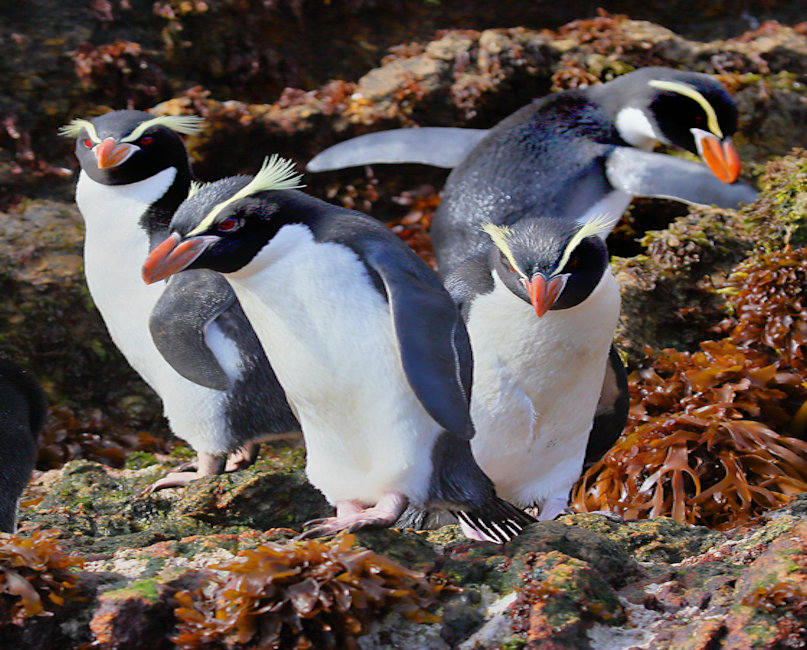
[[523, 274, 568, 318], [692, 130, 741, 184], [142, 233, 217, 284], [95, 137, 137, 169]]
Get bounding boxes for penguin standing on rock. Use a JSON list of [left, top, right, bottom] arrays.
[[307, 67, 758, 271], [445, 214, 625, 520], [305, 66, 758, 519], [142, 156, 536, 542], [0, 356, 46, 533], [60, 111, 298, 490]]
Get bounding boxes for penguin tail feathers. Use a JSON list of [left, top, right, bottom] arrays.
[[452, 499, 536, 544]]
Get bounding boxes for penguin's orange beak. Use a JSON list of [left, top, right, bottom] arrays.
[[692, 129, 741, 184], [523, 274, 568, 318], [95, 137, 137, 169], [142, 233, 217, 284]]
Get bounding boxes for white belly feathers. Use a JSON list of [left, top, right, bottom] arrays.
[[76, 169, 231, 454], [467, 270, 620, 507], [227, 224, 438, 505]]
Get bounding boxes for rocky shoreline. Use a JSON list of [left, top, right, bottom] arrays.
[[1, 6, 807, 648]]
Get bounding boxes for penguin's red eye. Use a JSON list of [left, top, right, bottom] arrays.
[[83, 138, 93, 148], [140, 135, 154, 146], [500, 253, 515, 273], [217, 218, 242, 233]]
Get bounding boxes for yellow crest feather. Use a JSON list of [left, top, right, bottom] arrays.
[[553, 213, 619, 277], [188, 155, 305, 236], [482, 223, 527, 278], [648, 79, 723, 138], [188, 180, 210, 199], [120, 115, 206, 142], [58, 114, 205, 143], [58, 118, 100, 142]]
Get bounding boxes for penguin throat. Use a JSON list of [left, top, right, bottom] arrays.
[[615, 107, 658, 150]]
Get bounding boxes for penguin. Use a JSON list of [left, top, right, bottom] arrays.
[[141, 156, 536, 543], [306, 66, 758, 273], [59, 111, 298, 489], [444, 213, 626, 520], [0, 355, 45, 533]]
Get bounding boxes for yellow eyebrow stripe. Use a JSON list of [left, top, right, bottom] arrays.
[[553, 213, 618, 277], [187, 155, 305, 237], [57, 119, 101, 143], [648, 79, 723, 139], [120, 115, 206, 143], [481, 223, 527, 278]]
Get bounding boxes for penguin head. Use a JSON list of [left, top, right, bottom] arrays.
[[59, 110, 204, 185], [142, 155, 305, 283], [483, 214, 615, 317], [612, 68, 741, 184]]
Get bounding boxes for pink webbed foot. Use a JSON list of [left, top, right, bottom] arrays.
[[223, 442, 260, 472], [297, 492, 408, 540], [146, 444, 263, 493], [537, 496, 571, 522], [145, 451, 227, 493]]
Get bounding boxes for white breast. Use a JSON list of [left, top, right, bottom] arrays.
[[467, 270, 620, 508], [76, 169, 231, 454], [227, 224, 440, 506]]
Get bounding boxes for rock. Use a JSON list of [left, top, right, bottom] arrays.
[[5, 7, 807, 649], [613, 207, 752, 362]]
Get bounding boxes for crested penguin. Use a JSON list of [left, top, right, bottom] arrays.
[[307, 66, 757, 272], [0, 355, 45, 533], [142, 156, 536, 543], [445, 214, 625, 519], [59, 111, 298, 489]]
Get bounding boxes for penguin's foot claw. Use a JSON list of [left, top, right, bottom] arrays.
[[295, 492, 408, 540], [143, 471, 206, 493], [224, 442, 260, 472], [296, 513, 395, 540], [174, 446, 258, 475]]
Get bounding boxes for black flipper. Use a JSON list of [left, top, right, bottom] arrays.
[[443, 254, 495, 319], [605, 147, 758, 208], [584, 344, 629, 467], [306, 127, 488, 172], [361, 240, 475, 439], [429, 433, 535, 543], [0, 356, 45, 533], [149, 270, 239, 391]]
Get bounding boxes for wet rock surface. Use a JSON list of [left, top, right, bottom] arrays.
[[2, 5, 807, 648]]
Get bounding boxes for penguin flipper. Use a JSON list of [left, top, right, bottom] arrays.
[[362, 241, 475, 439], [584, 344, 629, 467], [443, 254, 495, 318], [306, 127, 488, 172], [606, 147, 758, 208], [149, 270, 241, 391]]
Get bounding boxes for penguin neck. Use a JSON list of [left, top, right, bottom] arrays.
[[77, 166, 181, 308], [141, 165, 192, 248], [468, 269, 620, 391]]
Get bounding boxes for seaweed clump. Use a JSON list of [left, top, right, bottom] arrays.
[[172, 534, 445, 649], [573, 247, 807, 530], [0, 529, 84, 625]]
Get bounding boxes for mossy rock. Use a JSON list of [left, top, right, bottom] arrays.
[[742, 148, 807, 251]]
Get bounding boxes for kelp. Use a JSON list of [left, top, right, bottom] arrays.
[[573, 247, 807, 529], [172, 534, 445, 649], [0, 529, 84, 625]]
